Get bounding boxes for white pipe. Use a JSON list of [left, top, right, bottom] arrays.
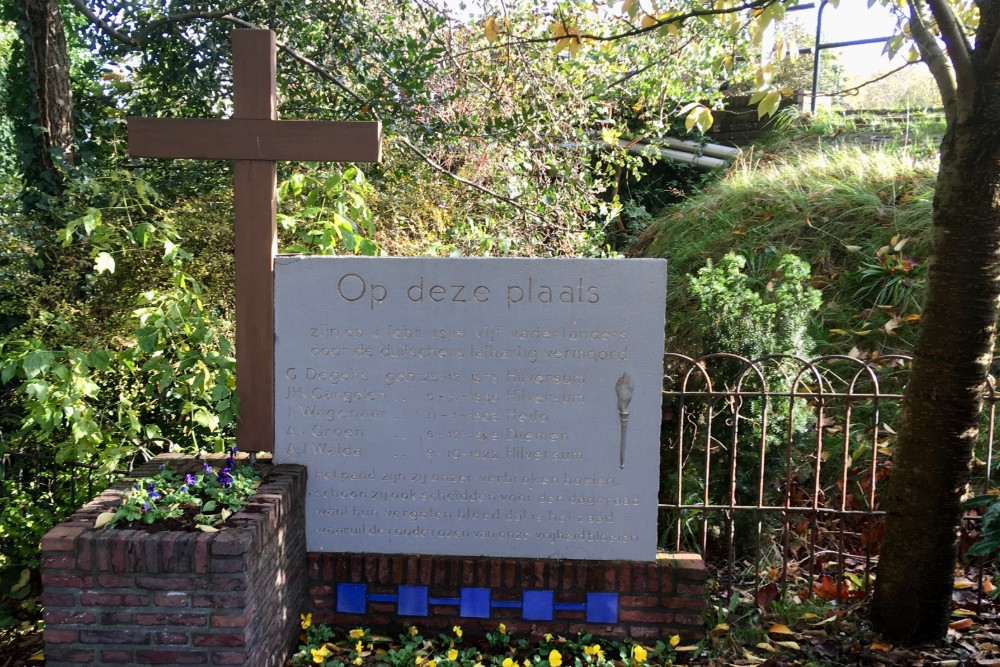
[[663, 137, 741, 159], [610, 140, 729, 169], [558, 139, 731, 169]]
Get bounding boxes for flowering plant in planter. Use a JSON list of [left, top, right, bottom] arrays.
[[95, 446, 261, 531]]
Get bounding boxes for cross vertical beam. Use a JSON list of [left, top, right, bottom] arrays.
[[231, 30, 277, 454], [127, 29, 382, 453]]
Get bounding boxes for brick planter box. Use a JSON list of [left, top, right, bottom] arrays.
[[40, 455, 306, 667]]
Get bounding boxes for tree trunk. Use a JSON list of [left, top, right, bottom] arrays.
[[871, 84, 1000, 641], [21, 0, 75, 184]]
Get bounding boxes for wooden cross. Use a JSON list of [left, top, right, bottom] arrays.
[[128, 29, 382, 453]]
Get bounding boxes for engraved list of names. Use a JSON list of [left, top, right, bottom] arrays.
[[274, 257, 667, 561]]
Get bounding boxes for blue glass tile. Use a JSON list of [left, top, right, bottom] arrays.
[[368, 594, 397, 603], [460, 588, 491, 618], [553, 602, 586, 612], [491, 600, 522, 609], [522, 590, 554, 621], [398, 586, 429, 617], [337, 584, 368, 614], [586, 593, 618, 624]]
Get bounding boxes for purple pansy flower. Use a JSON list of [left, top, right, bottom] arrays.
[[185, 473, 197, 487], [217, 467, 233, 486]]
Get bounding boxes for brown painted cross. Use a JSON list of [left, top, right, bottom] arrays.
[[128, 29, 382, 453]]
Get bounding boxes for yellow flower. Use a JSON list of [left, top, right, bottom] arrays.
[[353, 659, 363, 666], [544, 634, 553, 642], [549, 650, 563, 667], [448, 649, 459, 661], [410, 626, 420, 636], [474, 663, 484, 667], [584, 644, 604, 659], [668, 635, 680, 648], [301, 613, 313, 630], [498, 623, 507, 635], [355, 641, 363, 653], [502, 658, 515, 667], [427, 661, 438, 667], [632, 646, 648, 664], [453, 625, 463, 639], [416, 657, 425, 665], [312, 645, 330, 664], [350, 629, 366, 639]]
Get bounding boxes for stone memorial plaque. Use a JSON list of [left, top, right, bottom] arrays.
[[274, 257, 666, 561]]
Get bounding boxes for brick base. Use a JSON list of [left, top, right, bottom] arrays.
[[40, 456, 307, 667], [307, 552, 706, 640], [42, 455, 707, 664]]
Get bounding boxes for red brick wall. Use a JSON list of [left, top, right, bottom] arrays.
[[307, 552, 706, 640], [42, 455, 708, 664], [40, 457, 306, 667]]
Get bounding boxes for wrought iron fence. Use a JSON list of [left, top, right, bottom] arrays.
[[0, 431, 169, 567], [656, 352, 997, 604], [4, 354, 997, 603]]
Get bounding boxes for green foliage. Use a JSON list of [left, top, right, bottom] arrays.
[[278, 167, 378, 256], [668, 253, 822, 549], [643, 112, 940, 357], [688, 252, 821, 360], [963, 494, 1000, 562], [0, 169, 239, 580], [103, 448, 259, 529]]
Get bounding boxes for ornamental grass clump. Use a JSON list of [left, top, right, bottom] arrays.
[[95, 446, 260, 531]]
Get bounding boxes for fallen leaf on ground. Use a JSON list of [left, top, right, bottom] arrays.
[[768, 623, 793, 635], [949, 618, 974, 630]]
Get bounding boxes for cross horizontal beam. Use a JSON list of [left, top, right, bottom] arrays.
[[128, 117, 382, 162]]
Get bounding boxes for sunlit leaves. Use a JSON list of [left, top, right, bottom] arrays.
[[485, 16, 500, 43], [94, 251, 116, 274], [550, 21, 583, 56], [678, 102, 714, 133], [757, 91, 781, 119]]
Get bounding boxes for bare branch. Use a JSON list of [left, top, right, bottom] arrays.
[[981, 0, 1000, 73], [219, 15, 369, 106], [568, 0, 776, 43], [136, 4, 252, 44], [219, 17, 533, 214], [603, 34, 696, 91], [925, 0, 975, 98], [66, 0, 136, 46], [832, 61, 921, 98], [445, 0, 777, 60], [397, 136, 533, 214], [68, 1, 252, 47], [908, 0, 960, 123]]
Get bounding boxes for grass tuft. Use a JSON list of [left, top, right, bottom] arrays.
[[639, 111, 942, 357]]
